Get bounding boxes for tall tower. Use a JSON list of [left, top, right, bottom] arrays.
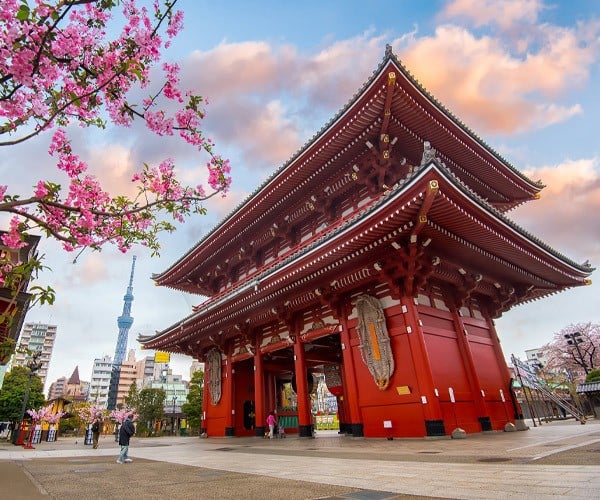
[[107, 256, 136, 410]]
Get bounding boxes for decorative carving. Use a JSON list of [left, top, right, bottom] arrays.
[[310, 320, 325, 330], [355, 295, 394, 390], [206, 348, 222, 405], [420, 141, 437, 167]]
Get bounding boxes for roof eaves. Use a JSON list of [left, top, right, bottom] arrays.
[[386, 49, 542, 192]]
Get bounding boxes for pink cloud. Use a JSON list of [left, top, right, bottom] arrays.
[[512, 158, 600, 263], [179, 36, 383, 169], [441, 0, 544, 31], [396, 22, 598, 134]]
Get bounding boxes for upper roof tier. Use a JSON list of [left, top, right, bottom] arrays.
[[154, 47, 549, 294]]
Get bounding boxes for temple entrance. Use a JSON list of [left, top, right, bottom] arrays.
[[243, 400, 255, 430], [262, 332, 346, 437]]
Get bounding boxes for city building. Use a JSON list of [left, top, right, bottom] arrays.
[[115, 349, 139, 406], [140, 48, 592, 439], [63, 366, 87, 403], [525, 348, 548, 371], [190, 360, 204, 379], [142, 367, 189, 432], [0, 232, 41, 370], [12, 322, 57, 388], [135, 355, 156, 384], [89, 354, 112, 407], [47, 376, 67, 400]]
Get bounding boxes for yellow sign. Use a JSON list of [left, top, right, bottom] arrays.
[[154, 351, 170, 363], [396, 386, 411, 395]]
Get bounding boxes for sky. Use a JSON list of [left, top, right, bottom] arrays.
[[1, 0, 600, 391]]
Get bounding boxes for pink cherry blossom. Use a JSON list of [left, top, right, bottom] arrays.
[[0, 0, 232, 302]]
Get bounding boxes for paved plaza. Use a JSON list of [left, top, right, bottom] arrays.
[[1, 418, 599, 499]]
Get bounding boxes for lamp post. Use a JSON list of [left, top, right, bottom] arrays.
[[564, 332, 589, 375], [171, 395, 177, 435], [12, 351, 43, 445]]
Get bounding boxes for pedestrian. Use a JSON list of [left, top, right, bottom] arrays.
[[266, 411, 277, 439], [116, 414, 135, 464], [91, 417, 102, 449], [559, 405, 567, 419]]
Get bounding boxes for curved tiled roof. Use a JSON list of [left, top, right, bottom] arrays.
[[140, 159, 592, 350], [153, 47, 544, 288]]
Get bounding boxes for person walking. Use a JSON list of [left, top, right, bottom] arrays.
[[91, 418, 102, 449], [266, 411, 277, 439], [116, 414, 135, 464]]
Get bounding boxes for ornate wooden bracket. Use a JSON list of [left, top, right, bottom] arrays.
[[314, 285, 351, 320], [454, 269, 483, 308], [271, 305, 302, 335]]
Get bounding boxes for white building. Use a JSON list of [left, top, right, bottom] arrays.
[[525, 348, 548, 370], [13, 322, 57, 388], [88, 354, 112, 407]]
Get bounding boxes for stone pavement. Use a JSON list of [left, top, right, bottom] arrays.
[[1, 418, 599, 499]]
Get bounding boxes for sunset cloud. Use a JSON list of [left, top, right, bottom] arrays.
[[395, 21, 598, 134], [180, 36, 383, 170], [512, 158, 600, 262], [441, 0, 545, 31]]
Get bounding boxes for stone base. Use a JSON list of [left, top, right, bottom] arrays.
[[504, 422, 517, 432], [451, 427, 467, 439], [425, 419, 446, 437], [254, 426, 266, 437], [515, 419, 529, 431], [299, 425, 314, 438], [224, 427, 235, 437], [351, 423, 364, 438]]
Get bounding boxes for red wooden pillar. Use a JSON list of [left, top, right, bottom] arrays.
[[339, 314, 364, 437], [201, 363, 210, 435], [401, 296, 445, 436], [293, 340, 313, 437], [224, 350, 235, 436], [451, 310, 491, 431], [266, 371, 276, 414], [253, 346, 265, 437]]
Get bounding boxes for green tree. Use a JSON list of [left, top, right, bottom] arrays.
[[586, 370, 600, 383], [136, 388, 166, 436], [60, 401, 87, 437], [0, 365, 45, 423], [125, 382, 140, 409], [182, 370, 204, 434]]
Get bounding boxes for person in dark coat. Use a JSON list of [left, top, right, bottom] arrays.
[[116, 414, 135, 464], [91, 418, 102, 449]]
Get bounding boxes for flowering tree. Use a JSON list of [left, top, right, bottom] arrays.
[[45, 408, 66, 425], [109, 407, 138, 423], [0, 1, 231, 329], [26, 404, 52, 423], [75, 402, 105, 424], [27, 402, 65, 424], [541, 322, 600, 380]]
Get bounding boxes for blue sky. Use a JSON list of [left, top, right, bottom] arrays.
[[2, 0, 599, 388]]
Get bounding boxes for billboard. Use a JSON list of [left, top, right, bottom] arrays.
[[154, 351, 170, 363]]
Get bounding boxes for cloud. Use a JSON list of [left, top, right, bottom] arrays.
[[441, 0, 544, 31], [179, 35, 384, 170], [512, 157, 600, 262], [86, 143, 137, 197], [395, 21, 599, 134]]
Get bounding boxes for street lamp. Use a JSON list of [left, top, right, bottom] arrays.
[[12, 351, 43, 445], [171, 395, 177, 435], [564, 332, 589, 375]]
